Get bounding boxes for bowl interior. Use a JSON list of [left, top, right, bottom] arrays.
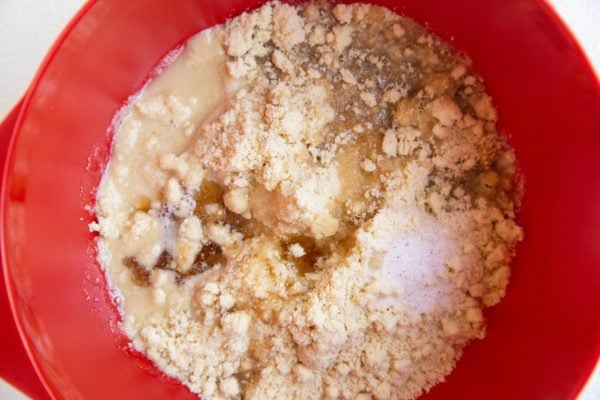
[[2, 0, 600, 399]]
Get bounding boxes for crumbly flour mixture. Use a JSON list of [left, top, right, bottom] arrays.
[[92, 2, 523, 399]]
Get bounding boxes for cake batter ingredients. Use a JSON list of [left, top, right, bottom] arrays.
[[93, 2, 523, 399]]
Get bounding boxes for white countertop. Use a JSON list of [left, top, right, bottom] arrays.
[[0, 0, 598, 399]]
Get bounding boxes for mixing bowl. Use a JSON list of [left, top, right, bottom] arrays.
[[1, 0, 599, 399]]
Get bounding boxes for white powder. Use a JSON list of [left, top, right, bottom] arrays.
[[378, 208, 459, 314]]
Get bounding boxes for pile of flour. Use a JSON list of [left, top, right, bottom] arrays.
[[93, 2, 523, 399]]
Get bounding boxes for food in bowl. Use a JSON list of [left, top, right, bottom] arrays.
[[91, 2, 523, 399]]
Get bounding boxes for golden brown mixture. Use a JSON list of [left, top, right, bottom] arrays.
[[93, 2, 523, 399]]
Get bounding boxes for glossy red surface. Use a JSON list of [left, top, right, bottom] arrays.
[[1, 0, 599, 399], [0, 102, 51, 400]]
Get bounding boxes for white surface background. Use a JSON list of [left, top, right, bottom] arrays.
[[0, 0, 598, 399]]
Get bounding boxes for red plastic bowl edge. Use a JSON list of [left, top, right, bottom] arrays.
[[0, 2, 97, 398], [1, 0, 599, 399]]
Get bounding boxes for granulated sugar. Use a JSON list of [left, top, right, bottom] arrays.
[[378, 208, 458, 314], [93, 2, 523, 399]]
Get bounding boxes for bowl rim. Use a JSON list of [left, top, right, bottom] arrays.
[[1, 0, 599, 399]]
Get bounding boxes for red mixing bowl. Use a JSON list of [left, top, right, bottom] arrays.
[[1, 0, 599, 399]]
